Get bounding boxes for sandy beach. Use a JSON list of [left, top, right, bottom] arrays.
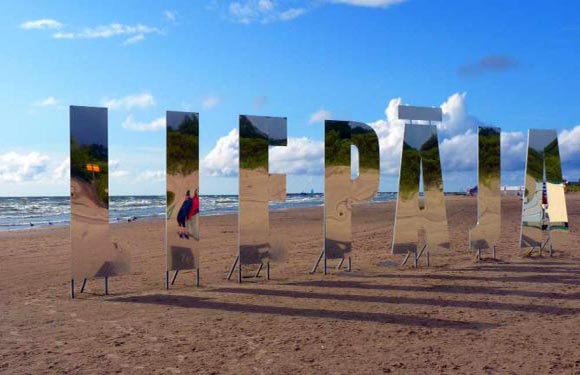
[[1, 195, 579, 374]]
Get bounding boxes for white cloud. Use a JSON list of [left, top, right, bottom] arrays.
[[138, 170, 164, 182], [103, 92, 155, 110], [202, 95, 222, 110], [52, 23, 159, 41], [121, 115, 165, 132], [228, 0, 306, 23], [111, 170, 130, 178], [164, 10, 177, 22], [21, 19, 63, 30], [34, 96, 59, 107], [53, 157, 70, 180], [329, 0, 406, 7], [0, 152, 50, 183], [270, 138, 323, 175], [440, 130, 477, 172], [309, 109, 332, 124], [501, 131, 526, 172], [202, 128, 325, 177], [123, 34, 145, 45], [559, 125, 580, 164], [202, 128, 239, 177]]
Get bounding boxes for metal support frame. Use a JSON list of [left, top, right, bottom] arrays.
[[104, 277, 109, 296], [166, 268, 201, 289], [311, 249, 351, 274], [525, 236, 553, 258], [227, 256, 239, 281], [401, 244, 429, 268], [474, 246, 497, 262]]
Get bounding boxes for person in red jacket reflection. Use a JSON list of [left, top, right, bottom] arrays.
[[186, 188, 200, 240]]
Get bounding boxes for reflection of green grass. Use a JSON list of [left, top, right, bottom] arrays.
[[526, 137, 563, 184], [167, 115, 199, 175], [70, 138, 109, 206], [167, 191, 175, 206], [479, 128, 500, 188], [398, 133, 444, 200], [352, 125, 379, 171], [240, 116, 268, 170], [325, 122, 351, 167]]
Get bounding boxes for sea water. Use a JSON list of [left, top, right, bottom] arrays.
[[0, 192, 397, 231]]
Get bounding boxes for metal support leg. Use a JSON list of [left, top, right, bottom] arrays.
[[336, 257, 345, 270], [171, 270, 179, 286], [266, 262, 270, 281], [414, 250, 418, 268], [238, 259, 242, 284], [347, 257, 352, 272], [401, 251, 411, 266], [310, 250, 324, 274], [80, 278, 87, 293], [549, 243, 553, 257], [255, 263, 263, 278], [227, 256, 239, 280], [70, 279, 75, 299], [492, 246, 496, 260], [165, 271, 169, 290], [196, 268, 200, 287], [104, 277, 109, 296], [323, 251, 327, 275], [426, 251, 430, 267], [476, 249, 481, 262]]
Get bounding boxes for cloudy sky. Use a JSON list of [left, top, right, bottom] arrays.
[[1, 0, 580, 196]]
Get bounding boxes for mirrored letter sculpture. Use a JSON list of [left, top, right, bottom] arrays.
[[469, 127, 501, 250], [393, 106, 449, 254], [520, 129, 568, 248], [324, 120, 379, 260], [70, 106, 129, 281], [239, 115, 288, 266], [166, 112, 200, 279]]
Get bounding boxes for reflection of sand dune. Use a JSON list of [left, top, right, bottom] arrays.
[[469, 179, 501, 250], [166, 171, 199, 271], [71, 177, 130, 279]]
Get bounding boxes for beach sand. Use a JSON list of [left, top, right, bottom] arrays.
[[0, 195, 579, 374]]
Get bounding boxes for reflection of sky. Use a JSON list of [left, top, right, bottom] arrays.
[[528, 129, 557, 152], [167, 111, 198, 130], [404, 124, 437, 150], [70, 106, 107, 147], [244, 115, 287, 144]]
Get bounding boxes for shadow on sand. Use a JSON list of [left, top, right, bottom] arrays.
[[111, 294, 498, 330], [210, 287, 579, 316], [287, 280, 580, 301]]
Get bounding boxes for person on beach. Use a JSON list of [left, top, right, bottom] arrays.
[[186, 189, 200, 240], [177, 190, 193, 239]]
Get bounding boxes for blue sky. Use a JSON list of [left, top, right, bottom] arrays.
[[1, 0, 580, 196]]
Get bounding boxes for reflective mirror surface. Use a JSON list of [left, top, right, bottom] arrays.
[[520, 129, 568, 248], [70, 106, 129, 279], [469, 127, 501, 250], [166, 111, 199, 271], [324, 120, 379, 259], [239, 115, 288, 265], [392, 123, 449, 254]]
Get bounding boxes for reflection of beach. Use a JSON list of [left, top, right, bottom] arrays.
[[469, 178, 501, 249], [166, 171, 199, 270], [2, 195, 580, 373], [71, 177, 129, 279], [324, 166, 352, 259], [239, 168, 286, 264]]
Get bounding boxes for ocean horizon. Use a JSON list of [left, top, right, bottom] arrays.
[[0, 192, 407, 231]]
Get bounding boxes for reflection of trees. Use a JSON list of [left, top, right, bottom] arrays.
[[398, 132, 443, 200], [71, 138, 108, 206], [325, 121, 351, 167], [479, 128, 500, 188], [167, 115, 199, 176], [352, 125, 379, 171], [526, 137, 563, 184], [240, 116, 269, 170]]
